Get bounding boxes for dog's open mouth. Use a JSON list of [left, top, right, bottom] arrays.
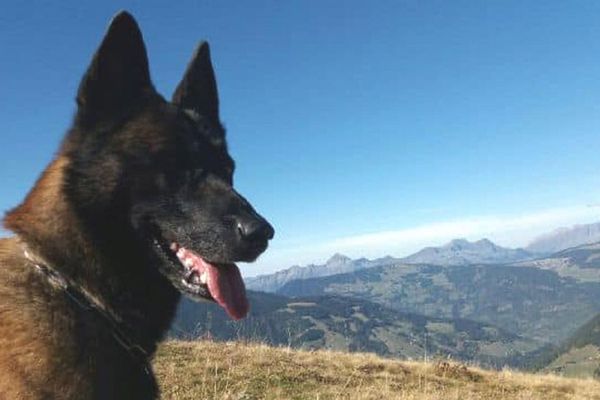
[[152, 237, 249, 320], [173, 243, 248, 320]]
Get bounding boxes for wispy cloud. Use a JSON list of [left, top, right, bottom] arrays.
[[244, 204, 600, 277]]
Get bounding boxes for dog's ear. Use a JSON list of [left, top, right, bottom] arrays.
[[76, 11, 154, 125], [172, 42, 220, 125]]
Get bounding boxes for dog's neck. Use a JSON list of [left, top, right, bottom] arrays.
[[5, 157, 86, 271], [4, 156, 180, 353]]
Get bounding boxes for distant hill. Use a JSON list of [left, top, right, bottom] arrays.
[[277, 256, 600, 343], [514, 242, 600, 282], [402, 238, 533, 266], [246, 254, 399, 293], [171, 292, 542, 368], [526, 222, 600, 254], [542, 313, 600, 378]]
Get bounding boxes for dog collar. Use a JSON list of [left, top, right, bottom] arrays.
[[22, 247, 151, 374]]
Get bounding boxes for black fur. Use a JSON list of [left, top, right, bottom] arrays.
[[0, 11, 272, 399]]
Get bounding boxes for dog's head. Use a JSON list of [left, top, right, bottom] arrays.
[[63, 12, 273, 319]]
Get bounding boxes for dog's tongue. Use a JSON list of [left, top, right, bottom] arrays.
[[205, 261, 249, 320], [178, 248, 248, 320]]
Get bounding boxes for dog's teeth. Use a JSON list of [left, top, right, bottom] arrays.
[[191, 273, 201, 285], [176, 248, 185, 258], [200, 272, 207, 285], [184, 258, 194, 268], [170, 242, 178, 251]]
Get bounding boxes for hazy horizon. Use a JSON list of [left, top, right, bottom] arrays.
[[243, 210, 600, 277]]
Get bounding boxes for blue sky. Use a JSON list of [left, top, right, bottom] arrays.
[[1, 1, 600, 276]]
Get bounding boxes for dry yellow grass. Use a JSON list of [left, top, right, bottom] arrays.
[[153, 340, 600, 400]]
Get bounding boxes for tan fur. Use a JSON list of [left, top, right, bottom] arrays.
[[0, 156, 161, 399], [0, 158, 91, 399], [9, 157, 86, 255], [0, 238, 89, 399]]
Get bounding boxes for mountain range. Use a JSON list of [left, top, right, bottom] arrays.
[[245, 254, 397, 293], [247, 221, 600, 294], [246, 239, 532, 294], [402, 238, 533, 266]]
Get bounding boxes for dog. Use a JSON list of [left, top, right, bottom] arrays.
[[0, 11, 273, 399]]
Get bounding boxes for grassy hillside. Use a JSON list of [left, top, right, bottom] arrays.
[[542, 314, 600, 378], [172, 292, 542, 368], [278, 263, 600, 343], [544, 345, 600, 379], [154, 340, 600, 400]]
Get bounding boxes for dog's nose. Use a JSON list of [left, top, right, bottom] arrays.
[[236, 216, 275, 242]]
